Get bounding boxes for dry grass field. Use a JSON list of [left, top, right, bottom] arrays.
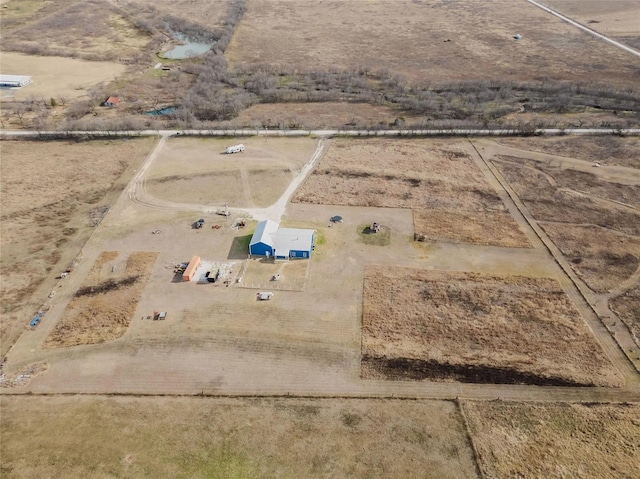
[[0, 396, 479, 479], [0, 0, 149, 60], [498, 136, 640, 169], [145, 137, 316, 208], [610, 285, 640, 348], [294, 138, 529, 247], [463, 400, 640, 479], [361, 267, 621, 387], [0, 138, 154, 357], [226, 0, 639, 85], [545, 0, 640, 49], [43, 251, 158, 348], [540, 223, 640, 294]]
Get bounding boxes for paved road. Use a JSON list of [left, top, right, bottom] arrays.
[[2, 128, 640, 138], [524, 0, 640, 59]]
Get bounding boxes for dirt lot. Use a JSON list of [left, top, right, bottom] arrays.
[[463, 400, 640, 479], [294, 138, 529, 248], [0, 138, 154, 357], [0, 396, 478, 479], [145, 136, 317, 208], [226, 0, 638, 85], [361, 267, 621, 387], [43, 251, 158, 348], [0, 52, 127, 103], [545, 0, 640, 49]]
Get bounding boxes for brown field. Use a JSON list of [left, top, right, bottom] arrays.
[[545, 0, 640, 49], [463, 400, 640, 479], [540, 223, 640, 294], [0, 0, 149, 60], [145, 137, 316, 208], [126, 0, 232, 32], [0, 396, 479, 479], [226, 0, 638, 85], [0, 138, 154, 358], [0, 52, 127, 104], [294, 138, 529, 247], [361, 267, 621, 387], [43, 251, 158, 348], [498, 136, 640, 169], [413, 209, 529, 248], [610, 285, 640, 348]]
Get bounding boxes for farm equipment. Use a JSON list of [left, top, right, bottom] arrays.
[[193, 218, 205, 229]]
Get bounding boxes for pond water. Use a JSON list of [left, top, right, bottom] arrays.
[[162, 34, 215, 59], [145, 107, 177, 116]]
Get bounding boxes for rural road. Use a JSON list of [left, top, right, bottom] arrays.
[[2, 128, 640, 139], [524, 0, 640, 59]]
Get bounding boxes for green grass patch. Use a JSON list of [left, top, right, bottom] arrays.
[[358, 224, 391, 246]]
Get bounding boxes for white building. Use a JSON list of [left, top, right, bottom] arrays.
[[0, 75, 33, 88]]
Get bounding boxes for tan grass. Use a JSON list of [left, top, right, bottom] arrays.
[[0, 396, 479, 479], [463, 401, 640, 479], [540, 223, 640, 294], [362, 267, 622, 387], [226, 0, 638, 85], [413, 209, 529, 248], [610, 286, 640, 348], [294, 138, 527, 247], [44, 251, 158, 348], [0, 138, 154, 357]]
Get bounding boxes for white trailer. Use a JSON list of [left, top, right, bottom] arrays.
[[225, 144, 245, 154]]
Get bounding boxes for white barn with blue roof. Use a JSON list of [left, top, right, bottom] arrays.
[[249, 220, 315, 259]]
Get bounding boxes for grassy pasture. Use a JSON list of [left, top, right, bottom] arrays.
[[226, 0, 639, 86], [361, 268, 622, 387], [0, 396, 479, 479]]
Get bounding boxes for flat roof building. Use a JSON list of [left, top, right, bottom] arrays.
[[0, 75, 32, 87], [249, 220, 315, 259]]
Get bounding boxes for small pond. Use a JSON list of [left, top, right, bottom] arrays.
[[162, 33, 215, 60], [146, 107, 177, 116]]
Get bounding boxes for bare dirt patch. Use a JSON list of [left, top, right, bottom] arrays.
[[0, 52, 127, 103], [43, 251, 158, 348], [294, 138, 528, 247], [361, 267, 621, 387], [226, 0, 639, 85], [0, 396, 478, 479], [540, 223, 640, 294], [610, 286, 640, 348], [0, 138, 154, 357], [463, 400, 640, 479]]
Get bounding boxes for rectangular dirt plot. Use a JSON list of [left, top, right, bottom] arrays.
[[361, 268, 622, 387], [44, 251, 158, 348]]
